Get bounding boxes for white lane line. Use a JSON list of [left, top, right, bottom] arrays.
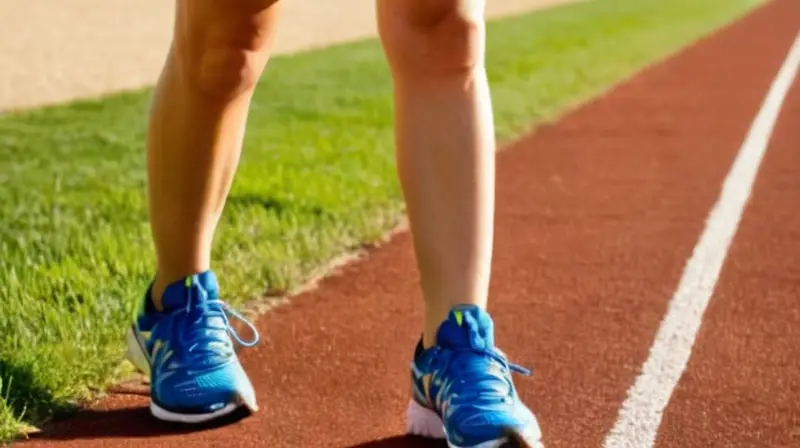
[[602, 31, 800, 448]]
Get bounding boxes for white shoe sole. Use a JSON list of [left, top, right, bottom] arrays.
[[406, 400, 544, 448]]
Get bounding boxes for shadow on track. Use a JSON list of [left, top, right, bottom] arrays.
[[19, 406, 251, 442], [346, 435, 445, 448]]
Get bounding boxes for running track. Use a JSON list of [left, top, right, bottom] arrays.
[[17, 0, 800, 446]]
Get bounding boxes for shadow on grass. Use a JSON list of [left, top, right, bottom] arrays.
[[0, 359, 78, 430], [226, 193, 328, 218], [20, 406, 251, 442]]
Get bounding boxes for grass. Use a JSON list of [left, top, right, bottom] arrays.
[[0, 0, 763, 441]]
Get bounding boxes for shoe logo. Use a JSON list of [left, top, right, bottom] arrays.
[[151, 339, 175, 373], [154, 369, 177, 389], [410, 362, 425, 381], [410, 361, 435, 405], [151, 339, 164, 358]]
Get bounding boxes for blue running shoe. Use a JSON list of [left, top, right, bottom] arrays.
[[406, 305, 543, 448], [125, 270, 260, 424]]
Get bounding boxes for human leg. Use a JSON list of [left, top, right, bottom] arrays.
[[377, 0, 543, 446], [376, 0, 495, 349], [126, 0, 281, 423], [148, 0, 281, 304]]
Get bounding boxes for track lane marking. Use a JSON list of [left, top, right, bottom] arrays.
[[602, 31, 800, 448]]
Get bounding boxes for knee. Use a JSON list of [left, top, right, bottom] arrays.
[[378, 0, 486, 76], [193, 47, 263, 98], [175, 11, 275, 98]]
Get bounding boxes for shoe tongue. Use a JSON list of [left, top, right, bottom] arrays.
[[160, 270, 219, 312], [435, 305, 495, 351]]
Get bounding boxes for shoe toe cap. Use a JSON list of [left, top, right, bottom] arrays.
[[448, 403, 539, 445], [154, 361, 256, 414]]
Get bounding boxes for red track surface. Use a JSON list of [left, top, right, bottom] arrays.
[[16, 0, 800, 446]]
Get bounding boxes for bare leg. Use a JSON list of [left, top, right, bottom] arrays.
[[128, 1, 282, 422], [146, 0, 281, 306], [377, 0, 495, 346], [379, 6, 543, 444]]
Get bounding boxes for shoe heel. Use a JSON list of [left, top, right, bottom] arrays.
[[406, 400, 446, 439], [125, 326, 151, 375]]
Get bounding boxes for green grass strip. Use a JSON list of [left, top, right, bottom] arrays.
[[0, 0, 762, 440]]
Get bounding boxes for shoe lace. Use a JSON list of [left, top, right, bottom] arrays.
[[433, 346, 531, 408], [168, 287, 260, 362]]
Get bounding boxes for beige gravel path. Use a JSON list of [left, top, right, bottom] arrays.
[[0, 0, 574, 112]]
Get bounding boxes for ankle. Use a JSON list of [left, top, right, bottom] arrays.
[[423, 302, 487, 348], [422, 332, 437, 349], [151, 268, 218, 311], [150, 270, 200, 311], [150, 276, 170, 312]]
